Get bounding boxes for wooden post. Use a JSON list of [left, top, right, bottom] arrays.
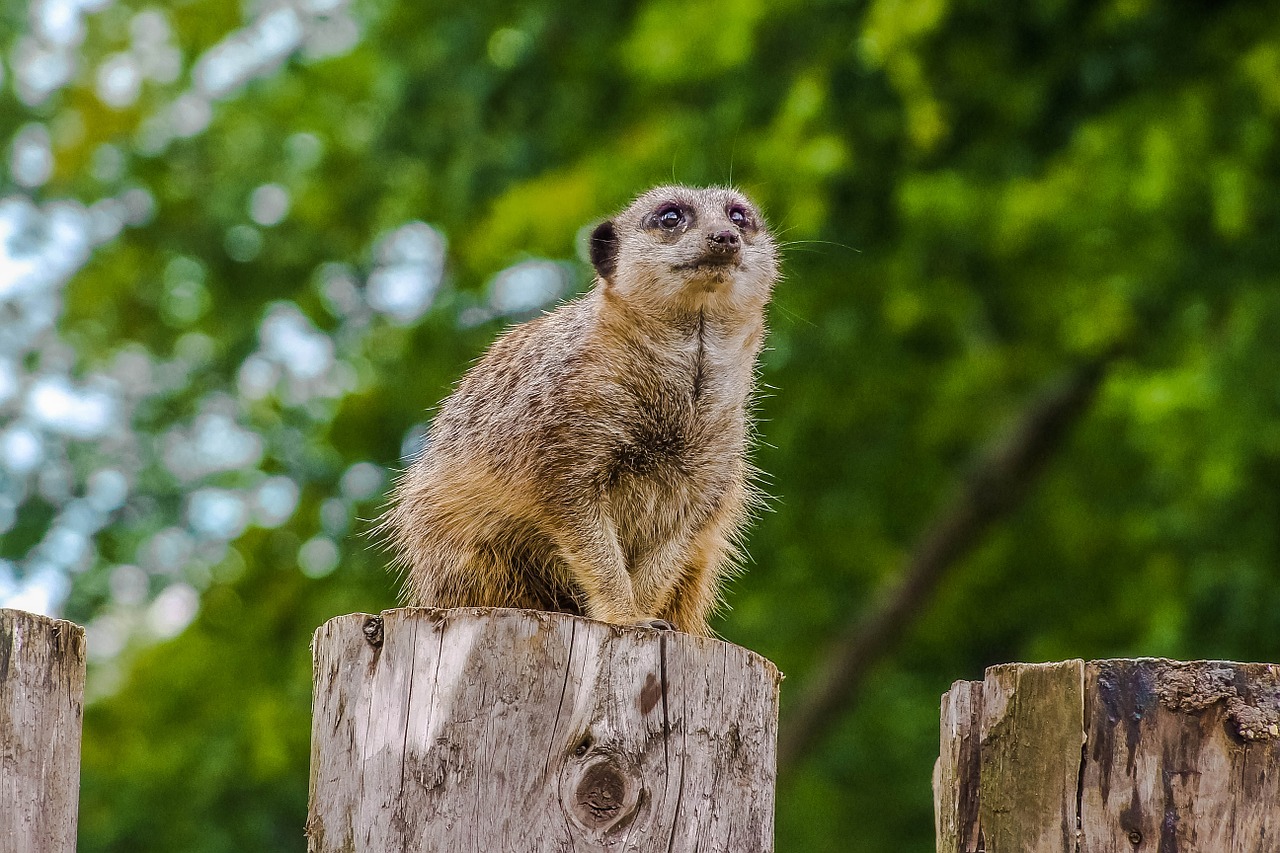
[[307, 607, 782, 852], [934, 659, 1280, 853], [1, 608, 87, 853]]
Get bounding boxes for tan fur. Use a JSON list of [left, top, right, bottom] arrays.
[[381, 185, 779, 636]]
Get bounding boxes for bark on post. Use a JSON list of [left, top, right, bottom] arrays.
[[307, 607, 782, 853], [934, 659, 1280, 853], [1, 608, 87, 853]]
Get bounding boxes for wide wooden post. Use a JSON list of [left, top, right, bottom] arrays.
[[934, 659, 1280, 853], [1, 609, 87, 853], [307, 607, 781, 852]]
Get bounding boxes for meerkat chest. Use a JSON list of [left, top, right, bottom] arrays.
[[612, 390, 744, 480], [602, 336, 751, 506], [602, 389, 743, 568]]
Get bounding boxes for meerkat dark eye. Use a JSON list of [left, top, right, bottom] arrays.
[[655, 204, 684, 229], [727, 205, 750, 228]]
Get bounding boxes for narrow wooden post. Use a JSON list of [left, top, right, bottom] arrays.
[[1, 608, 87, 853], [307, 607, 782, 852], [934, 658, 1280, 853]]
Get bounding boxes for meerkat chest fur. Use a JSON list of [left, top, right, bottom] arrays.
[[588, 299, 761, 550]]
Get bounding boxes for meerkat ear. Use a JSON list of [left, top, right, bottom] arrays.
[[589, 219, 618, 281]]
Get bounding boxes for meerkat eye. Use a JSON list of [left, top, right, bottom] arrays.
[[727, 205, 750, 228], [655, 204, 684, 229]]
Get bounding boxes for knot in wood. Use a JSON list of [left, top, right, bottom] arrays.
[[575, 763, 627, 826], [362, 616, 384, 648], [561, 749, 646, 840]]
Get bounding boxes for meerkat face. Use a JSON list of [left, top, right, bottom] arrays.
[[590, 186, 779, 315]]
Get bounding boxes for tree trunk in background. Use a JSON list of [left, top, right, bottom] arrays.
[[307, 608, 781, 852], [0, 609, 87, 853], [780, 358, 1111, 774], [934, 659, 1280, 853]]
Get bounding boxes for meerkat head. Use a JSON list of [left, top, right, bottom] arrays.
[[589, 185, 779, 316]]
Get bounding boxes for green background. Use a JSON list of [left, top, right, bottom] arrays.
[[4, 0, 1280, 849]]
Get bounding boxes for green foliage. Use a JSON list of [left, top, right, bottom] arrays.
[[5, 0, 1280, 850]]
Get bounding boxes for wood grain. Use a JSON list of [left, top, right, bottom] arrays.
[[934, 658, 1280, 853], [1, 608, 87, 853], [307, 607, 781, 852], [1080, 659, 1280, 853], [935, 679, 984, 853]]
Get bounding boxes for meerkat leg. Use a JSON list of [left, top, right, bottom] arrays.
[[549, 512, 647, 625], [660, 543, 726, 637], [658, 519, 739, 638], [646, 478, 751, 637], [630, 537, 697, 623]]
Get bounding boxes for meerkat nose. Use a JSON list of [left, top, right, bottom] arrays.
[[708, 230, 740, 254]]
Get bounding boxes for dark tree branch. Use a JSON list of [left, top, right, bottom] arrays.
[[777, 356, 1113, 774]]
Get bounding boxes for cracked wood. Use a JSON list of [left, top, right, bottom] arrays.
[[1, 608, 87, 853], [307, 607, 781, 852]]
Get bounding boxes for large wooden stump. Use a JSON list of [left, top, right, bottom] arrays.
[[307, 607, 781, 852], [1, 609, 87, 853], [934, 659, 1280, 853]]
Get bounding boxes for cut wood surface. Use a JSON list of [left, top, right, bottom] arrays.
[[934, 658, 1280, 853], [1, 608, 87, 853], [307, 607, 782, 853]]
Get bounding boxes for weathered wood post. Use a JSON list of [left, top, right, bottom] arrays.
[[307, 607, 781, 852], [1, 608, 87, 853], [934, 659, 1280, 853]]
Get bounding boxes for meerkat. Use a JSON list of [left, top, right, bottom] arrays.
[[381, 185, 779, 637]]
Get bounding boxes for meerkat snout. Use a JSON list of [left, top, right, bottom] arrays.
[[383, 184, 779, 637], [704, 229, 741, 263]]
